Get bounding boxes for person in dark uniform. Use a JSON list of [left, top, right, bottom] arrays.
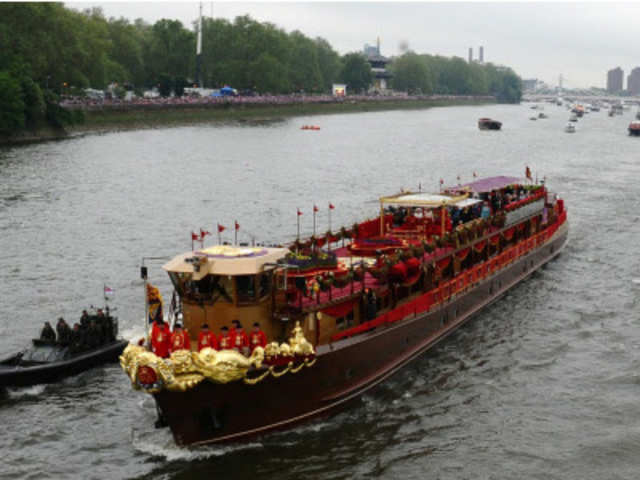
[[365, 288, 377, 321], [80, 310, 90, 329], [69, 323, 85, 354], [56, 317, 71, 345], [86, 320, 102, 349], [40, 321, 56, 342]]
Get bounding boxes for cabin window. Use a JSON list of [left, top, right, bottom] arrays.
[[212, 276, 233, 303], [236, 275, 256, 304], [336, 311, 355, 331], [259, 272, 272, 299]]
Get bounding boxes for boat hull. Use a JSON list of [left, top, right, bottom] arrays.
[[0, 340, 129, 388], [154, 223, 569, 446]]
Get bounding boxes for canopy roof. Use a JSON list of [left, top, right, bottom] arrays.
[[380, 192, 469, 208], [446, 176, 522, 194], [163, 245, 288, 277]]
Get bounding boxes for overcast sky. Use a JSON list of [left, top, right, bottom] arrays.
[[71, 1, 640, 89]]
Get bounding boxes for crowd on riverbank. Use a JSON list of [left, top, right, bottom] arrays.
[[60, 93, 495, 111]]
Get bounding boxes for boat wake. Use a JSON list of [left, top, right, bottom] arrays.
[[5, 384, 47, 399], [131, 428, 263, 461]]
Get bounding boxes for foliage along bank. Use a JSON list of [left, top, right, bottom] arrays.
[[0, 3, 521, 137]]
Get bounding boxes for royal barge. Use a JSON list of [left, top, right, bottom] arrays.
[[121, 175, 569, 446]]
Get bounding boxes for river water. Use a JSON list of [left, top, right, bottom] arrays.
[[1, 103, 639, 479]]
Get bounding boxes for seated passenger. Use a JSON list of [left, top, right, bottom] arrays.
[[150, 318, 170, 358], [40, 321, 56, 342], [218, 326, 233, 350], [249, 322, 267, 352], [198, 323, 218, 351], [481, 201, 491, 219], [169, 322, 191, 353], [86, 320, 102, 349]]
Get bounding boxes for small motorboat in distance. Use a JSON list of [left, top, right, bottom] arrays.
[[629, 121, 640, 136], [478, 118, 502, 130], [529, 116, 538, 121], [0, 309, 128, 388], [565, 123, 576, 133], [538, 112, 548, 119]]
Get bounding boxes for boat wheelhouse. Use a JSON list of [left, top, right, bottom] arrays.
[[121, 175, 569, 446]]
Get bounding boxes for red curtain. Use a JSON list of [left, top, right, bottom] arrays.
[[456, 248, 470, 261], [473, 240, 487, 253]]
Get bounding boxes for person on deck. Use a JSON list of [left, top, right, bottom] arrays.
[[86, 320, 102, 349], [198, 323, 218, 351], [56, 317, 71, 345], [169, 322, 191, 353], [80, 310, 89, 328], [231, 320, 249, 355], [40, 321, 56, 342], [150, 318, 170, 358], [218, 326, 233, 350], [69, 323, 85, 354], [481, 201, 491, 219], [249, 322, 267, 352]]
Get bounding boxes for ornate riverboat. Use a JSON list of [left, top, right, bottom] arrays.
[[120, 175, 569, 446]]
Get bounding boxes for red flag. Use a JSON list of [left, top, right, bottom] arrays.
[[313, 205, 319, 213], [191, 232, 199, 241], [297, 209, 303, 216], [525, 166, 532, 180], [329, 203, 335, 210], [217, 224, 226, 233], [439, 178, 444, 185], [235, 221, 240, 231], [200, 228, 210, 238]]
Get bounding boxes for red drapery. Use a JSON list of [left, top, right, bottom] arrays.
[[473, 240, 487, 253], [456, 248, 470, 261], [489, 234, 500, 246], [503, 227, 515, 241], [436, 256, 451, 271], [322, 299, 356, 318]]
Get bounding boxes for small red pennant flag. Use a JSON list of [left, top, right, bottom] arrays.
[[200, 228, 210, 238], [313, 205, 319, 213], [297, 209, 303, 216], [217, 224, 226, 233], [329, 203, 335, 210], [235, 221, 240, 231], [191, 232, 199, 241]]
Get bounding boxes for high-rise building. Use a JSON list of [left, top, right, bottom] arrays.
[[607, 67, 624, 93], [628, 67, 640, 95], [479, 46, 484, 63], [468, 47, 473, 63]]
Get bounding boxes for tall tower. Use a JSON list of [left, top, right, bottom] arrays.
[[479, 46, 484, 63], [468, 47, 473, 63], [376, 36, 381, 55], [195, 2, 203, 87]]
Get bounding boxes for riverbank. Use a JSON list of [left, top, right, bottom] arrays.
[[0, 96, 495, 145]]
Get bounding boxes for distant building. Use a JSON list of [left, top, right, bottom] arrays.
[[627, 67, 640, 95], [522, 78, 538, 92], [607, 67, 624, 93], [468, 47, 473, 63], [479, 46, 484, 63], [364, 38, 392, 93]]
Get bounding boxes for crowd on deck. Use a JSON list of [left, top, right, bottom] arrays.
[[59, 93, 493, 111], [149, 318, 267, 359], [39, 309, 117, 354]]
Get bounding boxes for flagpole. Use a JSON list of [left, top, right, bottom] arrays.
[[191, 232, 194, 251], [234, 220, 238, 245], [328, 203, 332, 234], [297, 210, 300, 241], [313, 208, 316, 238]]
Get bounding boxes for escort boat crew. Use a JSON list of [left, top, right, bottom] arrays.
[[0, 307, 128, 388]]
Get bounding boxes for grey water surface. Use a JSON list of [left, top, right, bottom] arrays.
[[1, 104, 639, 480]]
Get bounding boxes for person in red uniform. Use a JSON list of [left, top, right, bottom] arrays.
[[249, 322, 267, 352], [150, 318, 170, 358], [231, 320, 249, 355], [218, 326, 233, 350], [169, 321, 191, 353], [197, 323, 218, 351]]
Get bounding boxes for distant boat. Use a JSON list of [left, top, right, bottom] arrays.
[[564, 123, 576, 133], [529, 116, 538, 121], [538, 112, 548, 119], [636, 110, 640, 120], [629, 121, 640, 136], [569, 113, 578, 122], [477, 118, 502, 130]]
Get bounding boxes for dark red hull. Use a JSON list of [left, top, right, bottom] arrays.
[[155, 223, 569, 446]]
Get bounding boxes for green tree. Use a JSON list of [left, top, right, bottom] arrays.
[[391, 52, 432, 94], [0, 71, 25, 132], [340, 53, 372, 94], [158, 73, 172, 97]]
